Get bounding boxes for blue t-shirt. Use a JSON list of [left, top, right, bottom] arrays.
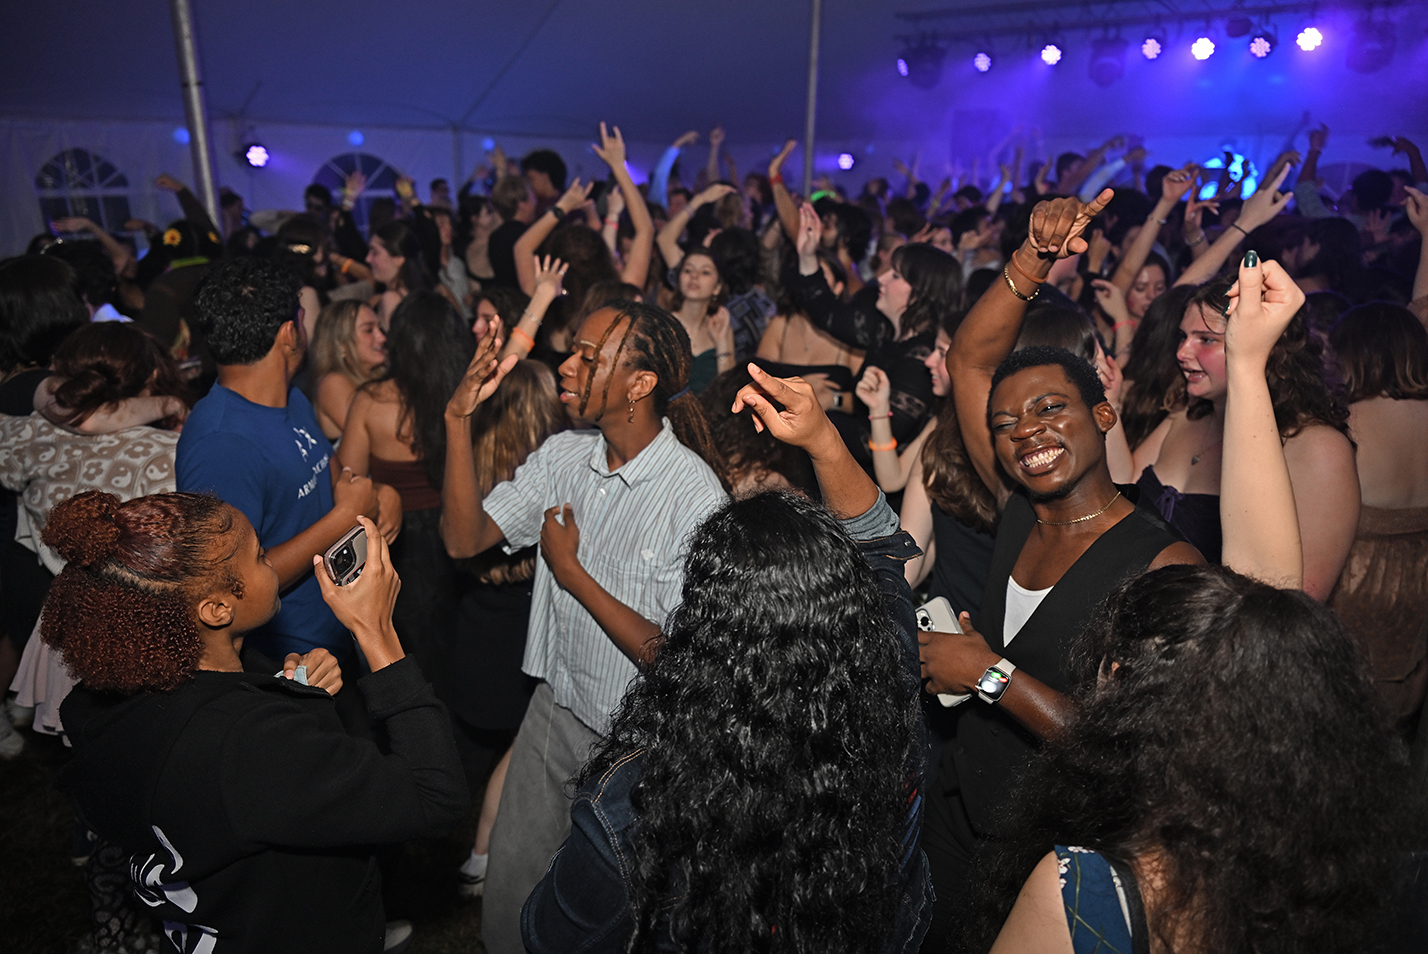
[[176, 384, 351, 662]]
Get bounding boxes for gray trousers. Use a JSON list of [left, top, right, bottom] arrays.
[[481, 680, 602, 954]]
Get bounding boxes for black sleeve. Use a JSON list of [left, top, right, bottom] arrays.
[[408, 206, 444, 279], [175, 187, 219, 239], [218, 658, 470, 848], [785, 267, 890, 352], [331, 209, 368, 261]]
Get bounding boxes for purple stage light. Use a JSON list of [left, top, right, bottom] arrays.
[[1141, 37, 1163, 59], [1249, 34, 1274, 58], [1040, 44, 1062, 65], [837, 153, 855, 170], [896, 57, 910, 77], [1296, 27, 1323, 51], [243, 144, 270, 168], [347, 130, 364, 146], [973, 51, 992, 72], [1191, 37, 1216, 60]]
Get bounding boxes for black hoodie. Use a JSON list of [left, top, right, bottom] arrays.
[[58, 657, 468, 954]]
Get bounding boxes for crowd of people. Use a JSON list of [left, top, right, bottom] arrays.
[[2, 119, 1427, 953]]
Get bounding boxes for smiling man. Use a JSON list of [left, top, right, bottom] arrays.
[[440, 302, 727, 954], [917, 192, 1202, 946]]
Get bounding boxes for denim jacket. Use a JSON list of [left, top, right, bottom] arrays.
[[521, 494, 933, 954]]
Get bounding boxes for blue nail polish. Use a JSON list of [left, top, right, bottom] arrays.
[[1243, 250, 1259, 267]]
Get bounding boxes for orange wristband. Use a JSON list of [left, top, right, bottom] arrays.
[[869, 438, 898, 452], [510, 326, 536, 349], [1010, 253, 1046, 285]]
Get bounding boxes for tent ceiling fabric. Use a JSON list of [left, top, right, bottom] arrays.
[[0, 0, 989, 141]]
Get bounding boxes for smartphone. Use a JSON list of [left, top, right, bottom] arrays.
[[322, 525, 367, 586], [916, 597, 972, 708]]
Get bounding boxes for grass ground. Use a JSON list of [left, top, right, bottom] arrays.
[[0, 726, 488, 954]]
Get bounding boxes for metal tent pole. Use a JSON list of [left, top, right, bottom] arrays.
[[169, 0, 219, 222], [802, 0, 823, 196]]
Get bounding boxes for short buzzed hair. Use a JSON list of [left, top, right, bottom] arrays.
[[989, 345, 1106, 420]]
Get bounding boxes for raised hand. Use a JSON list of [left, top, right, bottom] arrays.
[[1403, 186, 1428, 236], [154, 173, 185, 193], [342, 170, 367, 209], [394, 175, 417, 205], [795, 201, 821, 264], [591, 122, 628, 170], [1308, 124, 1330, 152], [1225, 253, 1305, 367], [1091, 278, 1130, 325], [694, 183, 737, 207], [731, 364, 835, 451], [51, 217, 96, 234], [605, 187, 625, 218], [446, 317, 518, 419], [706, 307, 730, 343], [1160, 164, 1199, 204], [532, 256, 568, 297], [673, 130, 700, 148], [1185, 181, 1220, 232], [709, 125, 726, 148], [854, 365, 892, 417], [1238, 163, 1293, 230], [555, 178, 594, 214], [769, 139, 797, 178], [1025, 189, 1115, 260]]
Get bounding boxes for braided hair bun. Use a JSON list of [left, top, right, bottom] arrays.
[[43, 491, 123, 567]]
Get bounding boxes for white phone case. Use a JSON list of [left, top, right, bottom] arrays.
[[916, 597, 972, 707]]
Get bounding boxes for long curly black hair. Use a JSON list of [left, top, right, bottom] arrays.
[[583, 492, 922, 954], [957, 563, 1420, 954]]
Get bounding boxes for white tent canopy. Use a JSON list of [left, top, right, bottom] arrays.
[[3, 0, 1425, 253]]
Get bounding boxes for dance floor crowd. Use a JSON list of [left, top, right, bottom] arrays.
[[2, 121, 1427, 953]]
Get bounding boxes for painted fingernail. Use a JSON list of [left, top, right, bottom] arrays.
[[1243, 250, 1259, 267]]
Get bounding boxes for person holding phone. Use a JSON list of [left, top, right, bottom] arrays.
[[177, 257, 401, 693], [46, 495, 467, 954]]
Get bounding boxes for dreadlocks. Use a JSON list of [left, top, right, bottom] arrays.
[[580, 300, 730, 492]]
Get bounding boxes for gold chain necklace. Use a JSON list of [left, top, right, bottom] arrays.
[[1037, 491, 1122, 526]]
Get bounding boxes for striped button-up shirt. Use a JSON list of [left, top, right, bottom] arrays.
[[484, 421, 726, 735]]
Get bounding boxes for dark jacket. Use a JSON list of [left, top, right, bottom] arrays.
[[521, 500, 934, 954], [58, 657, 468, 954]]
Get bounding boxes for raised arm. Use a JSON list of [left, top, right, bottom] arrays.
[[702, 125, 725, 191], [500, 256, 567, 360], [1219, 254, 1304, 588], [1404, 187, 1428, 325], [657, 184, 736, 270], [1058, 136, 1120, 196], [857, 365, 932, 492], [787, 203, 884, 351], [514, 179, 593, 295], [1176, 163, 1292, 288], [948, 191, 1114, 499], [1111, 165, 1194, 293], [441, 319, 520, 558], [49, 216, 135, 279], [768, 139, 801, 240], [732, 364, 878, 518], [591, 123, 654, 289]]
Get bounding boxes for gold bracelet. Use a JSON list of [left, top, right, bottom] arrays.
[[1003, 265, 1036, 302]]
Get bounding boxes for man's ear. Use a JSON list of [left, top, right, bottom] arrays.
[[195, 592, 235, 630], [1094, 401, 1119, 435], [627, 369, 658, 404], [277, 319, 301, 353]]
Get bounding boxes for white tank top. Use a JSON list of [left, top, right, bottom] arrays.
[[1004, 577, 1053, 646]]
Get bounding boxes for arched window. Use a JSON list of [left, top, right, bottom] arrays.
[[35, 149, 133, 233], [313, 153, 403, 235]]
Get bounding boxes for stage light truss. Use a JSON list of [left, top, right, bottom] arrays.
[[893, 0, 1401, 44]]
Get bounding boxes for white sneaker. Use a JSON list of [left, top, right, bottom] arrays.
[[0, 716, 23, 759], [383, 919, 413, 954], [457, 850, 488, 897]]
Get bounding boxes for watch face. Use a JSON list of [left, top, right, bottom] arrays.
[[978, 669, 1009, 695]]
